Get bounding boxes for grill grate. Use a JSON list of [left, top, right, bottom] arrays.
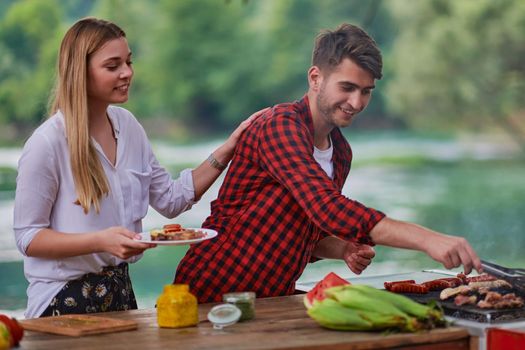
[[404, 290, 525, 324]]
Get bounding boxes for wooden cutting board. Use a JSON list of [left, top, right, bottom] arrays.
[[19, 314, 138, 336]]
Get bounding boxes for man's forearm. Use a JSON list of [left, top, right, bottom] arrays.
[[369, 217, 434, 252], [369, 216, 482, 274], [313, 218, 428, 261], [370, 217, 443, 253]]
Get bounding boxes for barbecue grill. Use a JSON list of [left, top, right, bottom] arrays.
[[405, 289, 525, 324]]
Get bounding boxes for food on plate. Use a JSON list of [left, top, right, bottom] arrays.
[[150, 224, 206, 241], [303, 272, 349, 309], [305, 280, 446, 332], [163, 224, 182, 232], [0, 314, 24, 348]]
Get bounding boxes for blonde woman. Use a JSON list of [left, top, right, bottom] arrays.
[[13, 17, 259, 318]]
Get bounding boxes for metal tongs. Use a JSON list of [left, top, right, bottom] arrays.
[[481, 260, 525, 295]]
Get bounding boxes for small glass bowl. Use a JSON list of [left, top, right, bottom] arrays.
[[207, 303, 241, 329]]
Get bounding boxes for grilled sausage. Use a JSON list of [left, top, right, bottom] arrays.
[[389, 283, 429, 294], [436, 277, 463, 288], [421, 279, 452, 291], [384, 280, 416, 291], [466, 274, 497, 283], [456, 273, 468, 284]]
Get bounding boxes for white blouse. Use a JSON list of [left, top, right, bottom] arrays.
[[13, 106, 196, 318]]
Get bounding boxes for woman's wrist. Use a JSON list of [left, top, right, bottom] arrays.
[[90, 230, 104, 253], [211, 145, 233, 168], [207, 153, 227, 171]]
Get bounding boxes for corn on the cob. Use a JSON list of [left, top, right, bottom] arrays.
[[307, 298, 408, 331], [305, 283, 447, 332], [344, 284, 444, 322], [307, 298, 373, 330], [325, 285, 410, 319], [359, 311, 422, 333]]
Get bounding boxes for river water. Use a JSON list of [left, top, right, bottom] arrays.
[[1, 134, 523, 318]]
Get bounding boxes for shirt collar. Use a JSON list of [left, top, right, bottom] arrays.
[[299, 94, 316, 139], [56, 107, 121, 140], [106, 107, 120, 140]]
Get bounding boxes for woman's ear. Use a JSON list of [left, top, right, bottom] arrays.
[[308, 66, 322, 92]]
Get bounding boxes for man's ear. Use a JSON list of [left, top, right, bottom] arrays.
[[308, 66, 322, 92]]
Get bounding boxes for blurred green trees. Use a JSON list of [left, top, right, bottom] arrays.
[[0, 0, 524, 145], [0, 0, 62, 139], [385, 0, 525, 146]]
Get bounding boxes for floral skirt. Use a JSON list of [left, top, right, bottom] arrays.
[[40, 263, 137, 317]]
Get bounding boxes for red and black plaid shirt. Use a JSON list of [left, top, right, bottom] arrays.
[[175, 95, 385, 302]]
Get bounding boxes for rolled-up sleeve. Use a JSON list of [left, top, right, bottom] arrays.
[[13, 133, 58, 255], [147, 142, 196, 218]]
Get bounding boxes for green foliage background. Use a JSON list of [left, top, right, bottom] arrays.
[[0, 0, 524, 145], [2, 0, 525, 312]]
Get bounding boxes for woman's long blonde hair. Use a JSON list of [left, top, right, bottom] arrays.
[[49, 18, 126, 213]]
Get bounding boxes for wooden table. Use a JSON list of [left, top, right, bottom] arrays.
[[20, 295, 476, 350]]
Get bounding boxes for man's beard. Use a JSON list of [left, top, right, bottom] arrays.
[[316, 85, 357, 128], [316, 85, 337, 126]]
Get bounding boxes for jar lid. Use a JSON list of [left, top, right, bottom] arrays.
[[223, 291, 256, 303], [207, 304, 241, 329]]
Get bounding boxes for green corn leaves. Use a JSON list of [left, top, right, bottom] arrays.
[[307, 298, 375, 331], [343, 284, 443, 321], [306, 284, 447, 332]]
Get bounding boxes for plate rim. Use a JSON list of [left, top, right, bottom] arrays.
[[136, 227, 218, 245]]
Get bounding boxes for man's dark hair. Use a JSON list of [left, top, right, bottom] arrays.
[[312, 23, 383, 79]]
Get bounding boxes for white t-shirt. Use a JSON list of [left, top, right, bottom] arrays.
[[13, 106, 196, 318], [313, 137, 334, 179]]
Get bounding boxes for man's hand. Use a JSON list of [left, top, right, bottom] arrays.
[[343, 241, 375, 275], [312, 236, 375, 275], [420, 233, 481, 275]]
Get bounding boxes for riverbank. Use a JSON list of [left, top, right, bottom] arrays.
[[1, 132, 523, 316]]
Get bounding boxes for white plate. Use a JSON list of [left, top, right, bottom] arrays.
[[136, 228, 218, 245]]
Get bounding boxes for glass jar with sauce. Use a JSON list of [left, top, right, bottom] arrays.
[[223, 292, 256, 321], [157, 284, 198, 328]]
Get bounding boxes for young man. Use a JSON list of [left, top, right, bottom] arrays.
[[175, 23, 482, 302]]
